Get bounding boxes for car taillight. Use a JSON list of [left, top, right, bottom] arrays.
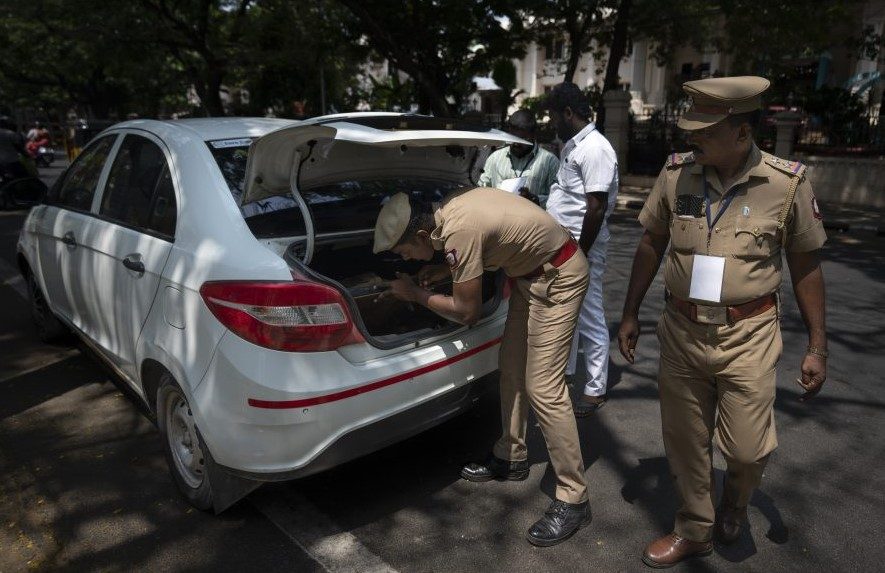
[[200, 280, 364, 352]]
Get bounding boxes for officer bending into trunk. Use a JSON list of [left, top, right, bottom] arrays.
[[373, 187, 591, 547]]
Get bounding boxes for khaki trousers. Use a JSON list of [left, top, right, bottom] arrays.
[[657, 304, 782, 542], [493, 251, 589, 504]]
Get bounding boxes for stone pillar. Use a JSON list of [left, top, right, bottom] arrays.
[[603, 90, 631, 174], [631, 40, 648, 99], [773, 110, 803, 158]]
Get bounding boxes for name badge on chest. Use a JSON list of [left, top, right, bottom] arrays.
[[689, 254, 725, 303]]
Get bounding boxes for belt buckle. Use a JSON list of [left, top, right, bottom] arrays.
[[694, 304, 727, 325]]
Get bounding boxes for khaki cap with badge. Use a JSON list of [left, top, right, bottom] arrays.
[[373, 192, 412, 254], [677, 76, 770, 131]]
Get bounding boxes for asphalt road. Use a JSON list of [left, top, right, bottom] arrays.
[[1, 162, 884, 572]]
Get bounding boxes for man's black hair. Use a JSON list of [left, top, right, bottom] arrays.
[[544, 82, 592, 121], [506, 109, 537, 132]]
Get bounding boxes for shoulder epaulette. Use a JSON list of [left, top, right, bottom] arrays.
[[665, 151, 695, 169], [763, 153, 806, 179]]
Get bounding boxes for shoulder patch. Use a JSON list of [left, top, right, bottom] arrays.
[[763, 153, 806, 178], [665, 151, 695, 169], [445, 249, 459, 268]]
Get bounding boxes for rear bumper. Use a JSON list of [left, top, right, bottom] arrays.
[[219, 374, 496, 482], [191, 315, 504, 476]]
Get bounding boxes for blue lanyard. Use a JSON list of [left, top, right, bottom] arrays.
[[703, 167, 739, 236], [509, 144, 538, 177]]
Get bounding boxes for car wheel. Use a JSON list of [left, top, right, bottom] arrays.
[[27, 272, 68, 342], [157, 374, 214, 510], [0, 190, 9, 210]]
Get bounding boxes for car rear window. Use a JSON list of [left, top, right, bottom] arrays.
[[207, 141, 464, 239]]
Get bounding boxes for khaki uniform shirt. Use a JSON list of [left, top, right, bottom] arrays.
[[639, 145, 827, 305], [431, 187, 571, 283]]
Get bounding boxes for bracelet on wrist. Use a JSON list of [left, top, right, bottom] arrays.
[[806, 345, 828, 359]]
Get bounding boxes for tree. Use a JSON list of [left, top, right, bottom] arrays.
[[0, 0, 366, 119], [335, 0, 531, 116], [523, 0, 609, 84], [0, 0, 188, 120], [491, 58, 523, 125]]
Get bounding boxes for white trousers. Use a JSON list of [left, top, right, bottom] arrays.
[[566, 246, 610, 397]]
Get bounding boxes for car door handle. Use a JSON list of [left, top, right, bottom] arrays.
[[122, 256, 145, 273], [61, 232, 76, 246]]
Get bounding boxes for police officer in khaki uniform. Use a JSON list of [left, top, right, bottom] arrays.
[[614, 77, 829, 567], [374, 188, 592, 546]]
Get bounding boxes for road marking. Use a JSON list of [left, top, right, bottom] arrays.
[[0, 256, 27, 300], [251, 489, 399, 573]]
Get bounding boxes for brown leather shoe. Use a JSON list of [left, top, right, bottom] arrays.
[[641, 533, 713, 568], [715, 505, 748, 545]]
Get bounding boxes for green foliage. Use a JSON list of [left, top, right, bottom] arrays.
[[802, 86, 869, 145], [0, 0, 366, 119], [336, 0, 531, 116], [716, 0, 858, 77]]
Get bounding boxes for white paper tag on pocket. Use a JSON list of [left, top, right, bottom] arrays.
[[498, 176, 527, 194], [689, 255, 725, 303]]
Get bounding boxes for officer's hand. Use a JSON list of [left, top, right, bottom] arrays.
[[417, 264, 450, 288], [519, 188, 540, 205], [797, 353, 827, 402], [387, 272, 421, 303], [617, 314, 640, 364]]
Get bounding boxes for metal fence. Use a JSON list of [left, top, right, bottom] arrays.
[[626, 106, 689, 176], [795, 104, 883, 156]]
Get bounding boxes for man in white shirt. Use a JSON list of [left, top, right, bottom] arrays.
[[544, 82, 619, 416]]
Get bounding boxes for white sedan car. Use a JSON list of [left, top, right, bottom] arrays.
[[16, 113, 523, 511]]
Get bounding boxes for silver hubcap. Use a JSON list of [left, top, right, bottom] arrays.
[[165, 393, 205, 489]]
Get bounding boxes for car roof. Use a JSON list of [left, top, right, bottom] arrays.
[[107, 117, 296, 141], [105, 113, 417, 143]]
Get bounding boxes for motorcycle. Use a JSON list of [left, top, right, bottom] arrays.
[[34, 145, 55, 167]]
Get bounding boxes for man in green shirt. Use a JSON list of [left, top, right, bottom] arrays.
[[478, 110, 559, 204]]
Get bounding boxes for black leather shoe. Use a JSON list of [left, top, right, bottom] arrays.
[[460, 454, 529, 482], [525, 499, 592, 547], [714, 504, 747, 545]]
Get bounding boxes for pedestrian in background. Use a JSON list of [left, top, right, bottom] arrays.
[[478, 109, 559, 205], [615, 76, 828, 568], [544, 82, 619, 416], [0, 117, 28, 180]]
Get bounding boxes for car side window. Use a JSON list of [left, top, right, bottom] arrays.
[[53, 135, 116, 211], [147, 165, 177, 238], [100, 134, 173, 235]]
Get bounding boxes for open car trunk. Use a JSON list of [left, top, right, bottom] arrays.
[[283, 236, 504, 347], [210, 113, 525, 349]]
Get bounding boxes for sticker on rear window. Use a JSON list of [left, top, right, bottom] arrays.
[[209, 138, 254, 149]]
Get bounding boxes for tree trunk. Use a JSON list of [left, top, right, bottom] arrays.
[[564, 30, 584, 83], [603, 0, 632, 91], [597, 0, 632, 130], [201, 67, 227, 117]]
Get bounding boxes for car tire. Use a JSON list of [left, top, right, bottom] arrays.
[[27, 272, 68, 342], [157, 374, 214, 511]]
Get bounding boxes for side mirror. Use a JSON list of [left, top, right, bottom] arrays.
[[7, 177, 48, 207]]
